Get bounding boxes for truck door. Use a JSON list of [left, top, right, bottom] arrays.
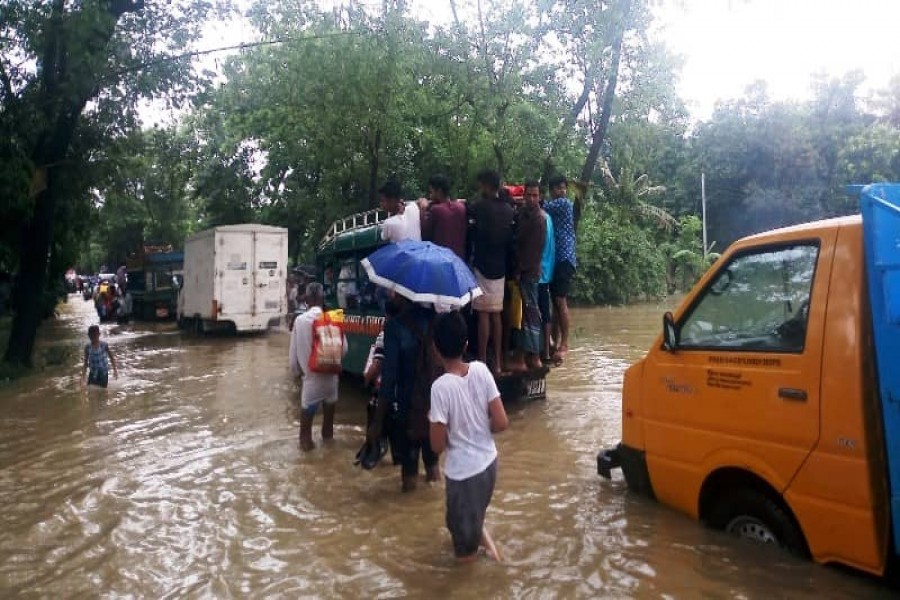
[[219, 232, 254, 316], [252, 231, 285, 316], [642, 237, 834, 514]]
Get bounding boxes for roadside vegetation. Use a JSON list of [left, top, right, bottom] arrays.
[[2, 0, 900, 367]]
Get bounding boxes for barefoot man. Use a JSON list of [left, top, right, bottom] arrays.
[[514, 180, 548, 370], [543, 175, 577, 361], [469, 169, 515, 375], [289, 282, 343, 451]]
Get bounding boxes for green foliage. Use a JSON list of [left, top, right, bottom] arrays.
[[1, 0, 228, 365], [686, 75, 900, 247], [572, 204, 667, 305], [661, 215, 718, 293]]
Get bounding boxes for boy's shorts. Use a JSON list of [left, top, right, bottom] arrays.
[[445, 459, 497, 557], [88, 369, 109, 388]]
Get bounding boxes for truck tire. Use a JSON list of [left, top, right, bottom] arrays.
[[710, 488, 808, 557]]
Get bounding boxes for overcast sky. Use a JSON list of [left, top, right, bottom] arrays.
[[171, 0, 900, 125], [653, 0, 900, 118]]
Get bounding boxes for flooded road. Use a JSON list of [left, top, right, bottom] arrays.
[[0, 298, 892, 598]]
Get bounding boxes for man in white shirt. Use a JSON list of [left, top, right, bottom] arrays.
[[429, 312, 509, 562], [289, 282, 343, 451], [378, 179, 421, 243]]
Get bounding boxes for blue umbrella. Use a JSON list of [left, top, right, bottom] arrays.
[[361, 241, 482, 308]]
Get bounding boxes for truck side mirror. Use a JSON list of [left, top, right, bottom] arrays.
[[662, 311, 679, 352]]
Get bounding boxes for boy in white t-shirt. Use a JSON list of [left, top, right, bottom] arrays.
[[428, 312, 509, 563]]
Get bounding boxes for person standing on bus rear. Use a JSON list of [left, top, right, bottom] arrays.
[[419, 174, 467, 260], [538, 196, 556, 363], [543, 175, 577, 361], [514, 181, 547, 370], [469, 169, 515, 376], [379, 179, 421, 243], [290, 282, 344, 451]]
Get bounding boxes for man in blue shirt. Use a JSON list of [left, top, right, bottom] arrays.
[[542, 175, 577, 360]]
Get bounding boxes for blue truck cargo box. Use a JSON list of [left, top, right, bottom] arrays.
[[859, 183, 900, 555]]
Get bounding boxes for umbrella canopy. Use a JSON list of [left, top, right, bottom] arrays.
[[361, 241, 482, 308]]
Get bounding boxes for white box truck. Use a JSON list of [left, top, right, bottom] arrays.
[[178, 224, 289, 333]]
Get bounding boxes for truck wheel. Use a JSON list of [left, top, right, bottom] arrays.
[[711, 488, 808, 557]]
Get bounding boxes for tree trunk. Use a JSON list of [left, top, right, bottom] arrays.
[[3, 0, 144, 367], [5, 170, 59, 366], [493, 142, 506, 179], [543, 74, 593, 183], [579, 0, 632, 186], [367, 128, 382, 210]]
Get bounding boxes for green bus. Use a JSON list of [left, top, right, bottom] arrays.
[[316, 209, 548, 402], [126, 251, 183, 321]]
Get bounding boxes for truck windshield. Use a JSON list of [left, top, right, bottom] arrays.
[[679, 244, 819, 352]]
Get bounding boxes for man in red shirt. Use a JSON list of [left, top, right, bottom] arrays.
[[419, 174, 467, 260]]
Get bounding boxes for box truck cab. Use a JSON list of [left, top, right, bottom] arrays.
[[598, 183, 900, 577], [178, 224, 288, 333]]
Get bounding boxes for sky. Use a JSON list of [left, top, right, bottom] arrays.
[[160, 0, 900, 125], [652, 0, 900, 118]]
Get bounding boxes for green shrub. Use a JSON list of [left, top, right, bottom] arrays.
[[571, 205, 667, 305]]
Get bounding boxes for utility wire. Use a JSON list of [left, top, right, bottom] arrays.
[[111, 30, 367, 77]]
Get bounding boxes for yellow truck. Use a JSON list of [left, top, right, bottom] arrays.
[[598, 183, 900, 577]]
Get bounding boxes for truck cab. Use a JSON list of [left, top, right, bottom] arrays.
[[599, 183, 900, 576]]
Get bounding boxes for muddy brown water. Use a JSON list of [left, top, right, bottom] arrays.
[[0, 298, 892, 598]]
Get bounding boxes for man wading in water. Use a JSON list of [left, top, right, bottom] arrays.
[[368, 295, 441, 492], [290, 282, 346, 451]]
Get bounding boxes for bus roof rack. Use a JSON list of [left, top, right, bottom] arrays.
[[319, 209, 388, 249]]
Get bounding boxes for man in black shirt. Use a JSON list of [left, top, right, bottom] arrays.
[[469, 169, 515, 375]]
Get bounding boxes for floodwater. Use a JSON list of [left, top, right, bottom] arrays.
[[0, 298, 893, 598]]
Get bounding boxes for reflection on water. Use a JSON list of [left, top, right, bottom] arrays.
[[0, 299, 892, 597]]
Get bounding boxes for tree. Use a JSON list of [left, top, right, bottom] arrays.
[[597, 157, 676, 232], [91, 127, 199, 267], [1, 0, 222, 366]]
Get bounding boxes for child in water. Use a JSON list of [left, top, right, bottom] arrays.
[[81, 325, 118, 388], [428, 312, 509, 563]]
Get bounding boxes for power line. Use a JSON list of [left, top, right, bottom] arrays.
[[111, 30, 366, 77]]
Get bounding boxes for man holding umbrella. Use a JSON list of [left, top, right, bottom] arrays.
[[361, 240, 483, 488]]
